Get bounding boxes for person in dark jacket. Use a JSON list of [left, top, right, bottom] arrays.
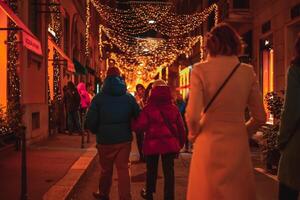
[[278, 34, 300, 200], [86, 67, 140, 200], [132, 79, 186, 200], [65, 81, 81, 134]]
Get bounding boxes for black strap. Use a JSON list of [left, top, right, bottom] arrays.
[[159, 110, 178, 139], [203, 62, 241, 114]]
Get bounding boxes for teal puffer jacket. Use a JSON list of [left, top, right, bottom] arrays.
[[86, 76, 140, 144]]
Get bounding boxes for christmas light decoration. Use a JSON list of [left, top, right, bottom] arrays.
[[88, 0, 218, 36], [49, 0, 62, 101], [85, 0, 90, 56], [88, 1, 218, 85], [6, 0, 23, 134]]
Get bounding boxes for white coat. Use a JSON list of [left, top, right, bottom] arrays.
[[185, 55, 266, 200]]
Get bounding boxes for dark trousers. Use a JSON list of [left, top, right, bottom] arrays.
[[146, 153, 175, 200], [136, 132, 144, 160], [279, 182, 299, 200], [67, 111, 80, 132]]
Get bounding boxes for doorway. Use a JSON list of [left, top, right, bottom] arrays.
[[259, 36, 274, 124]]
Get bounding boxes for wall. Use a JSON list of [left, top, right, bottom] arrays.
[[251, 0, 300, 91], [19, 0, 49, 143]]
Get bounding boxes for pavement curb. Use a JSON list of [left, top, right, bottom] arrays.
[[43, 144, 98, 200]]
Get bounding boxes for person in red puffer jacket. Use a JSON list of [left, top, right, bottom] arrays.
[[132, 79, 186, 200]]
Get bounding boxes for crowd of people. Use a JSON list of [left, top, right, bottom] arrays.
[[61, 80, 94, 135], [77, 22, 299, 200]]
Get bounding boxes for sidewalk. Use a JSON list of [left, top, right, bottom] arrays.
[[71, 140, 283, 200], [0, 132, 96, 200]]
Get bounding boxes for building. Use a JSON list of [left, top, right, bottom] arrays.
[[175, 0, 300, 121], [0, 0, 102, 144], [0, 0, 48, 143]]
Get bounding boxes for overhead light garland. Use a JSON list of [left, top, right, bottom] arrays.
[[88, 0, 218, 37], [100, 26, 203, 85], [88, 1, 218, 85]]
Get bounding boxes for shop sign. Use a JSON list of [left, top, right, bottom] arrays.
[[22, 31, 42, 56]]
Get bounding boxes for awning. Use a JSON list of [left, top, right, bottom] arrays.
[[73, 59, 87, 74], [0, 0, 42, 56], [48, 37, 75, 73]]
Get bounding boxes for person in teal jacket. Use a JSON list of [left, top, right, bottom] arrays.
[[86, 66, 140, 200], [278, 34, 300, 200]]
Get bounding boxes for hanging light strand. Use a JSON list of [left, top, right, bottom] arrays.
[[85, 0, 91, 56]]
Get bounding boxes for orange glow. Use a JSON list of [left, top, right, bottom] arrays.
[[179, 66, 191, 99], [48, 40, 54, 101], [262, 49, 274, 123], [269, 49, 274, 92], [0, 12, 7, 109]]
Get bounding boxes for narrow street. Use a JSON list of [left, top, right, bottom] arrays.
[[71, 137, 280, 200]]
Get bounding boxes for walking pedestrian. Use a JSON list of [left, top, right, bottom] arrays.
[[277, 34, 300, 200], [132, 79, 186, 200], [86, 66, 140, 200], [185, 23, 266, 200], [77, 82, 91, 132], [65, 81, 81, 134], [135, 84, 146, 162]]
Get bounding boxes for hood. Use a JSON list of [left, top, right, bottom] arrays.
[[102, 76, 127, 96], [148, 86, 172, 105], [77, 82, 87, 93]]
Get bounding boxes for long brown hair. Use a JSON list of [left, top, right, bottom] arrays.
[[206, 23, 243, 57]]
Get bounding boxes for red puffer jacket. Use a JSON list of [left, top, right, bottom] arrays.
[[132, 86, 186, 155]]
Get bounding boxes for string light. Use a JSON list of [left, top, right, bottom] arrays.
[[49, 0, 62, 101], [5, 0, 23, 134], [85, 0, 90, 56], [87, 1, 219, 85], [88, 0, 218, 37]]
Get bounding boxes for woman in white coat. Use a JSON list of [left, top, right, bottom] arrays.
[[185, 23, 266, 200]]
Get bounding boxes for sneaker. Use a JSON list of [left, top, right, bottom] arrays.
[[92, 192, 109, 200]]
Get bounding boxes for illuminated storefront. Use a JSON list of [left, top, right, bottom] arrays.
[[260, 38, 274, 123], [178, 66, 192, 99]]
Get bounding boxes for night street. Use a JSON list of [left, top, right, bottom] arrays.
[[1, 0, 300, 199], [71, 137, 281, 200]]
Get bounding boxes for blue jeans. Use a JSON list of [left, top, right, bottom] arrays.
[[67, 111, 80, 133]]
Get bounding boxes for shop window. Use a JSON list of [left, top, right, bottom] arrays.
[[291, 3, 300, 20], [233, 0, 249, 9], [29, 0, 41, 37], [32, 112, 40, 130], [262, 20, 271, 34], [260, 38, 274, 124], [179, 66, 192, 99]]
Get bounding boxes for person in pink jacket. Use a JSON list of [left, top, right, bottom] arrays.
[[77, 82, 91, 132], [132, 79, 186, 200]]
